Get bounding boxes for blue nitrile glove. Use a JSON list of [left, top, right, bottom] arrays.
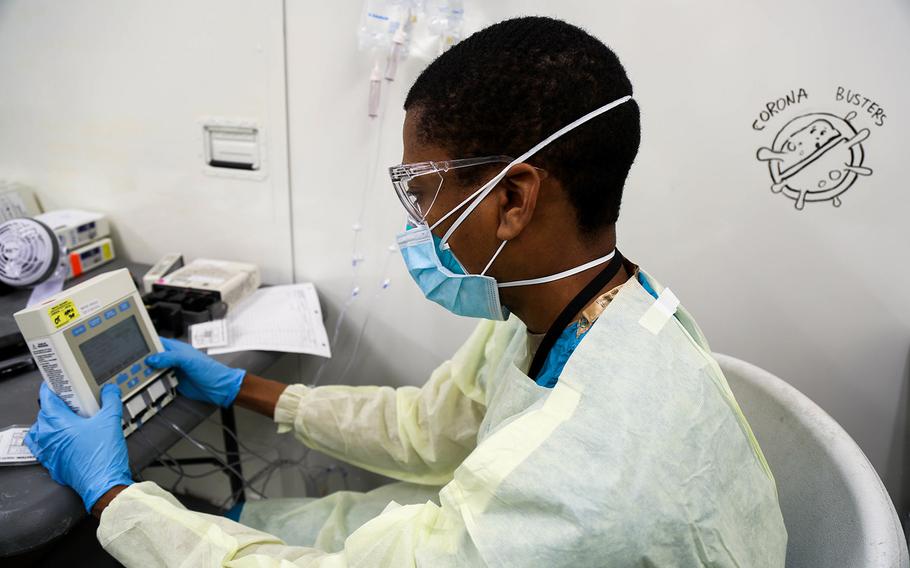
[[25, 383, 133, 512], [145, 337, 245, 407]]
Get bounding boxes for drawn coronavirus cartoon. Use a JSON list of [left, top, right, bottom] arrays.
[[756, 111, 872, 210]]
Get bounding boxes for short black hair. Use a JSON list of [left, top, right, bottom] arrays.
[[404, 16, 640, 235]]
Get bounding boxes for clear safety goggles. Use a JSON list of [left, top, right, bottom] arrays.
[[389, 155, 514, 225]]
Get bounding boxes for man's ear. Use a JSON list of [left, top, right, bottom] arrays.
[[494, 163, 542, 241]]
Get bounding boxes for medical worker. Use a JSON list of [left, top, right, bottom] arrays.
[[26, 16, 787, 567]]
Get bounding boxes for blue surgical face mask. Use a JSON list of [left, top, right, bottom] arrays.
[[395, 95, 632, 320], [429, 229, 467, 275], [397, 224, 509, 319]]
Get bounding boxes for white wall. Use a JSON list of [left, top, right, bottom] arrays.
[[0, 0, 294, 284], [285, 0, 910, 513], [568, 0, 910, 511], [284, 0, 477, 393], [2, 0, 909, 515]]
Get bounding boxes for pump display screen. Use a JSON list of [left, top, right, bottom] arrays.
[[78, 316, 150, 384]]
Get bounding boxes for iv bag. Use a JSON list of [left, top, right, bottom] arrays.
[[358, 0, 415, 52], [425, 0, 463, 53]]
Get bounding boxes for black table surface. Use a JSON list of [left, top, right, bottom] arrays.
[[0, 259, 283, 556]]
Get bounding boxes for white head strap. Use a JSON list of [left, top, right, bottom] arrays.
[[430, 95, 633, 247]]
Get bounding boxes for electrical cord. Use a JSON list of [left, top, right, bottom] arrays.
[[136, 423, 277, 500], [156, 411, 349, 506], [137, 400, 350, 508], [134, 428, 186, 492], [216, 452, 316, 510], [172, 398, 282, 464], [150, 415, 268, 500]]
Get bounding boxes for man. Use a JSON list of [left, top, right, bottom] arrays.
[[26, 16, 787, 567]]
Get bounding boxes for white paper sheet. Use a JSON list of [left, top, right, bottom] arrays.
[[207, 283, 331, 358], [190, 319, 229, 349], [0, 426, 37, 466], [26, 262, 67, 307]]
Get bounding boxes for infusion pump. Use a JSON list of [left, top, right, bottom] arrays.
[[15, 269, 178, 436]]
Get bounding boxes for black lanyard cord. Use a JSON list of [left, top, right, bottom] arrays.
[[527, 249, 625, 382]]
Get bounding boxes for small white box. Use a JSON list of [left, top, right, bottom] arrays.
[[156, 258, 260, 308], [34, 209, 109, 250], [65, 237, 116, 279], [142, 253, 184, 293]]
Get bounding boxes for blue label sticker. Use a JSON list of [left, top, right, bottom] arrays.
[[104, 309, 117, 319], [119, 300, 130, 312], [72, 325, 87, 337], [89, 317, 103, 328]]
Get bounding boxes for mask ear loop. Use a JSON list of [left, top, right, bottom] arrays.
[[498, 249, 615, 288], [480, 240, 508, 276]]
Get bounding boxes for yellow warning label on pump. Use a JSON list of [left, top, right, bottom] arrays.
[[48, 300, 80, 329], [102, 242, 113, 260]]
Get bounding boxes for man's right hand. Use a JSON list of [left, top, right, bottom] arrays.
[[145, 337, 246, 407]]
